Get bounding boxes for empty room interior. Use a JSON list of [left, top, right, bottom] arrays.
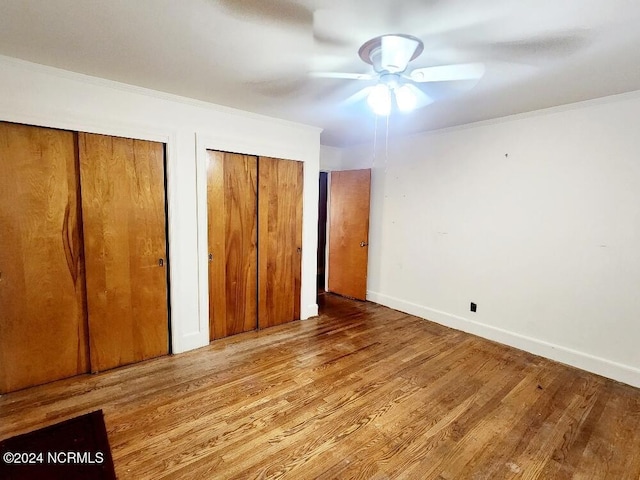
[[1, 1, 640, 479]]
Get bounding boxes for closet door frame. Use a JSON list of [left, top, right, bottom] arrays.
[[196, 134, 314, 343], [74, 129, 175, 359], [2, 115, 180, 349], [0, 120, 177, 391]]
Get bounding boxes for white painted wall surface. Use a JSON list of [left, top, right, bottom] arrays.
[[0, 56, 321, 354], [319, 145, 343, 171], [343, 92, 640, 388]]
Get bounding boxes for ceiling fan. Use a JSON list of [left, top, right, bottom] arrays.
[[311, 34, 486, 116]]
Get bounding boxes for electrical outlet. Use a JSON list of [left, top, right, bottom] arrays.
[[470, 302, 477, 312]]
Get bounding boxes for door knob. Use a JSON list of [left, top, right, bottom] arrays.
[[158, 258, 165, 267], [208, 253, 213, 262], [360, 241, 368, 247]]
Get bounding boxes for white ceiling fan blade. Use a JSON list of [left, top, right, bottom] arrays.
[[410, 63, 486, 83], [404, 84, 434, 109], [341, 86, 373, 106], [381, 35, 420, 73], [310, 72, 373, 80]]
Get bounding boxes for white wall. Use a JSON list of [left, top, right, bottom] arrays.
[[319, 145, 343, 171], [0, 55, 321, 354], [343, 91, 640, 388]]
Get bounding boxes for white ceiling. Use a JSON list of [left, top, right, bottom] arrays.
[[1, 0, 640, 146]]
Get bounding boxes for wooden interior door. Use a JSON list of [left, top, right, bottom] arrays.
[[207, 151, 258, 340], [78, 133, 169, 372], [328, 169, 371, 300], [258, 157, 303, 328], [0, 122, 90, 393]]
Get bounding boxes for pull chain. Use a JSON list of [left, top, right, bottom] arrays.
[[385, 113, 390, 168], [372, 114, 379, 167]]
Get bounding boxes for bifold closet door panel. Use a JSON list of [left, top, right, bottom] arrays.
[[0, 122, 90, 393], [78, 133, 169, 373], [258, 157, 303, 329], [207, 151, 258, 340]]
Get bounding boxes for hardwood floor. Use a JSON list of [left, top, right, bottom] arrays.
[[1, 294, 639, 479]]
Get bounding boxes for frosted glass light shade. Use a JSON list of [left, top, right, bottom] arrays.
[[367, 84, 392, 116], [395, 84, 417, 112]]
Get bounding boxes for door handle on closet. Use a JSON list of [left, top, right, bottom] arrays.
[[158, 258, 165, 267], [208, 253, 213, 262], [360, 241, 368, 247]]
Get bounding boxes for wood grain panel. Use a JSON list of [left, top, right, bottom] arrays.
[[328, 169, 371, 300], [2, 294, 640, 479], [207, 151, 258, 340], [258, 157, 303, 329], [78, 133, 169, 372], [0, 121, 89, 393]]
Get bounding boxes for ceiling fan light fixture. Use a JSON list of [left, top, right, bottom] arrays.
[[394, 84, 417, 112], [367, 83, 392, 116], [312, 33, 487, 117]]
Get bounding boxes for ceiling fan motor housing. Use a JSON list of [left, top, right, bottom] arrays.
[[359, 34, 424, 74], [369, 47, 390, 72]]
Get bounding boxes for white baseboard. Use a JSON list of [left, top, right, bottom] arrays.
[[366, 291, 640, 389]]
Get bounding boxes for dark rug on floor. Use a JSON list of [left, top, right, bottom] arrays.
[[0, 410, 116, 480]]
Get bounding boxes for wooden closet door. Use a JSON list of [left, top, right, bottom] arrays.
[[0, 122, 89, 393], [78, 133, 169, 372], [258, 157, 303, 328], [207, 151, 258, 340]]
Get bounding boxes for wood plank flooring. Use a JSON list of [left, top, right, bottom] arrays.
[[1, 294, 639, 479]]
